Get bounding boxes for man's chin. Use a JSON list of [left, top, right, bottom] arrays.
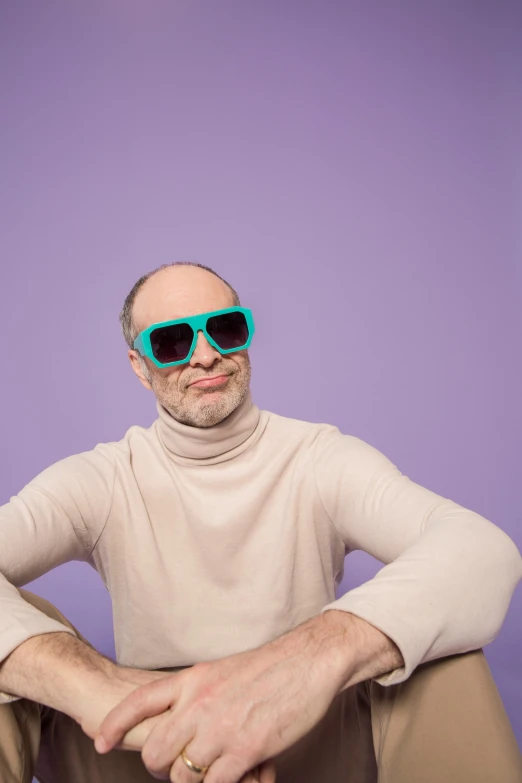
[[188, 389, 238, 427], [158, 375, 248, 427]]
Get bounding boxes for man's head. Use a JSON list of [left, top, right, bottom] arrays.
[[120, 262, 252, 428]]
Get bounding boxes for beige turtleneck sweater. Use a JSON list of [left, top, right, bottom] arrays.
[[1, 391, 520, 705]]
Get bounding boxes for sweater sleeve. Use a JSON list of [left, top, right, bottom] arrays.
[[313, 427, 522, 686], [0, 443, 116, 703]]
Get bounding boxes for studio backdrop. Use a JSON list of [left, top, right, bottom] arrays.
[[1, 0, 521, 753]]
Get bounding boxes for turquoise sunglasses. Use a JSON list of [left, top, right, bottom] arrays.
[[133, 306, 255, 368]]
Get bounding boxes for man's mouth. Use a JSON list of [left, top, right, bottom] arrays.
[[188, 374, 230, 389]]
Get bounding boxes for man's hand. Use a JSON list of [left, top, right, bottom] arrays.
[[79, 656, 276, 781], [79, 664, 174, 750], [94, 611, 403, 783]]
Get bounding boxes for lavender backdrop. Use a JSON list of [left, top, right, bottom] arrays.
[[1, 0, 521, 758]]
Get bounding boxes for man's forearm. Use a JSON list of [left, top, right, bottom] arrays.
[[0, 632, 116, 722], [318, 609, 404, 691], [0, 632, 175, 749], [272, 609, 403, 695]]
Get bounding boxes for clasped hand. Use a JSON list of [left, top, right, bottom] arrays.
[[90, 618, 343, 783]]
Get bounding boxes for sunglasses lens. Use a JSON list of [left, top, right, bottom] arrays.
[[150, 323, 194, 364], [207, 311, 249, 350]]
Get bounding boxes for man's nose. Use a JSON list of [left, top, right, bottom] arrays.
[[188, 330, 221, 368]]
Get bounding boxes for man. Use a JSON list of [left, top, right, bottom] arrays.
[[0, 261, 520, 783]]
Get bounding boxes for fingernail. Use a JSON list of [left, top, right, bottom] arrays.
[[95, 736, 108, 753]]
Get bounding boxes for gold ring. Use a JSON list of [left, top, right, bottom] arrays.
[[181, 746, 210, 775]]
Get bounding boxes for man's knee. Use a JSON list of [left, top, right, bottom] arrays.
[[17, 589, 86, 644], [18, 588, 69, 625], [370, 649, 522, 783]]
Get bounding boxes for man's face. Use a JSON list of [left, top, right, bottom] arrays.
[[128, 266, 251, 428]]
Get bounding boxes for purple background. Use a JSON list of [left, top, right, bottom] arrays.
[[2, 0, 521, 756]]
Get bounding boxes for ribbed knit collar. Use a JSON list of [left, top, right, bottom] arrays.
[[154, 390, 263, 464]]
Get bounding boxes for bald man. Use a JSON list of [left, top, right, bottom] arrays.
[[0, 262, 521, 783]]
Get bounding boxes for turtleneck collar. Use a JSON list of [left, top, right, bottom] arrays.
[[154, 390, 264, 464]]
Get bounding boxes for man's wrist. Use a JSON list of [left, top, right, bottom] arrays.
[[310, 610, 404, 693]]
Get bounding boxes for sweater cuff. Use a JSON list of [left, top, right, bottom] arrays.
[[320, 595, 423, 686]]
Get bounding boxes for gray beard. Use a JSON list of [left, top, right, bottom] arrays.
[[151, 359, 251, 428]]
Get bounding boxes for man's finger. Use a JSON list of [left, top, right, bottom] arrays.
[[242, 761, 276, 783], [258, 760, 276, 783], [240, 772, 261, 783], [95, 677, 181, 752]]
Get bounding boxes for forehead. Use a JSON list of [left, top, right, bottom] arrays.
[[133, 266, 235, 332]]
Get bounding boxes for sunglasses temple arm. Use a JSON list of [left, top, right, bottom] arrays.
[[133, 334, 145, 356]]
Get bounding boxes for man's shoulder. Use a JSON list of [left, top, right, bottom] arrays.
[[261, 407, 341, 447], [261, 407, 381, 460], [61, 417, 160, 469], [96, 417, 160, 458]]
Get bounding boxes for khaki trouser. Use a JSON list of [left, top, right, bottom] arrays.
[[0, 590, 520, 783]]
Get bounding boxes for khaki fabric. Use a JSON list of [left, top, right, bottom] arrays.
[[0, 590, 520, 783]]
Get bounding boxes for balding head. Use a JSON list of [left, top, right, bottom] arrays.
[[120, 261, 240, 349]]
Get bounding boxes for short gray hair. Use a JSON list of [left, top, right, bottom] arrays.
[[119, 261, 241, 349]]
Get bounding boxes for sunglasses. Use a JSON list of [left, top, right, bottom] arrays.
[[133, 307, 255, 367]]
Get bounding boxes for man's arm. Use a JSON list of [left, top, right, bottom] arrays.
[[311, 609, 404, 691], [0, 444, 115, 703], [0, 632, 113, 721], [0, 630, 170, 747], [313, 427, 522, 685]]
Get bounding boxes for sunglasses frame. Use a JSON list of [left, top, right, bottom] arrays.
[[133, 306, 255, 368]]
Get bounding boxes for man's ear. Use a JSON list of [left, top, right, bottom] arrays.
[[128, 350, 153, 390]]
